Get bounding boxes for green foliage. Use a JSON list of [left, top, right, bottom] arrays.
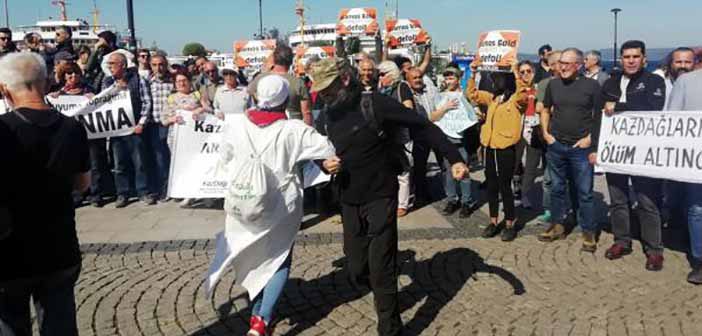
[[182, 42, 206, 57]]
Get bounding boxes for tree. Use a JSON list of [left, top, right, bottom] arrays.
[[182, 42, 207, 57]]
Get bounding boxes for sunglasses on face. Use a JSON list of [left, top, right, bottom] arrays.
[[139, 54, 149, 58], [519, 69, 533, 75], [0, 37, 9, 41]]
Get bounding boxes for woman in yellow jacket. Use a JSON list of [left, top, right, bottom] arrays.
[[466, 60, 530, 241]]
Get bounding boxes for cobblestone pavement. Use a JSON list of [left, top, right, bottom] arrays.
[[75, 232, 701, 336]]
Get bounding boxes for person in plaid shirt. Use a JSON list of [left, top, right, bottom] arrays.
[[148, 54, 175, 201]]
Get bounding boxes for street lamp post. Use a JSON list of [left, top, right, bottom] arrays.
[[4, 0, 9, 27], [258, 0, 263, 39], [126, 0, 137, 52], [611, 8, 622, 71]]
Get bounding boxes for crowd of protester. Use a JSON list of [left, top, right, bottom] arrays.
[[1, 24, 702, 336]]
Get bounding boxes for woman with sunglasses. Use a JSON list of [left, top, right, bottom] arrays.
[[466, 60, 530, 241]]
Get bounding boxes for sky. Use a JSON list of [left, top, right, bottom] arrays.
[[5, 0, 701, 56]]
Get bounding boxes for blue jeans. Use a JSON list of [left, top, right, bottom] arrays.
[[148, 124, 171, 198], [687, 183, 702, 264], [546, 140, 596, 233], [443, 143, 476, 206], [251, 251, 292, 324], [0, 265, 80, 336], [111, 134, 152, 198]]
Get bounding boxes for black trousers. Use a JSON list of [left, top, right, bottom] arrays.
[[412, 141, 431, 203], [0, 265, 81, 336], [485, 146, 517, 220], [341, 198, 402, 336], [607, 173, 664, 255]]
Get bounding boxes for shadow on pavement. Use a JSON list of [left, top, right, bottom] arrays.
[[195, 248, 524, 336]]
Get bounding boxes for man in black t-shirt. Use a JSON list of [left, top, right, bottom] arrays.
[[0, 52, 90, 336], [538, 48, 603, 253]]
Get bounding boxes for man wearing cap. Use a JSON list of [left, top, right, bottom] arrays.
[[309, 58, 468, 335], [207, 74, 337, 336], [213, 66, 248, 119], [49, 51, 76, 93]]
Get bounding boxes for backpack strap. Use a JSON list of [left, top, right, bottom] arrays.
[[242, 120, 283, 159], [360, 91, 384, 139]]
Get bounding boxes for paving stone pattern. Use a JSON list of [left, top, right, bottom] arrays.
[[75, 234, 701, 336]]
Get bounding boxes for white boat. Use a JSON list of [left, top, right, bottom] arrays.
[[12, 1, 116, 50]]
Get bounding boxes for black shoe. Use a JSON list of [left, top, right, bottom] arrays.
[[458, 204, 476, 218], [441, 201, 460, 216], [115, 196, 129, 208], [141, 195, 157, 206], [688, 267, 702, 285], [501, 225, 518, 242], [482, 223, 503, 238], [90, 197, 105, 208]]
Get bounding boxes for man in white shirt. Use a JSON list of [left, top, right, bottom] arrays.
[[213, 67, 248, 120]]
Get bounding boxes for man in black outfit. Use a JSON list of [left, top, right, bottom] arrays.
[[0, 52, 91, 336], [309, 58, 469, 335]]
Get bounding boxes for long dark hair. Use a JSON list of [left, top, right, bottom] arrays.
[[489, 71, 517, 101]]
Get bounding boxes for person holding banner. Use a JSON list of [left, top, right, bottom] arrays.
[[148, 54, 175, 201], [103, 52, 156, 208], [162, 71, 212, 207], [600, 40, 667, 271], [49, 63, 116, 208], [430, 65, 480, 217], [665, 68, 702, 284], [467, 60, 529, 241]]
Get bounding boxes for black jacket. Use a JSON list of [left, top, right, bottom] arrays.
[[601, 70, 666, 111], [320, 88, 463, 205]]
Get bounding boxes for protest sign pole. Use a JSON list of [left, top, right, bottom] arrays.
[[126, 0, 137, 52]]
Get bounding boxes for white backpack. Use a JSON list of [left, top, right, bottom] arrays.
[[223, 122, 286, 232]]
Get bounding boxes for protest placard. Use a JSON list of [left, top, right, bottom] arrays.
[[46, 89, 136, 139], [337, 8, 379, 36], [385, 19, 429, 49], [474, 30, 521, 71], [435, 92, 479, 138], [168, 111, 229, 198], [294, 46, 335, 74], [234, 39, 277, 72], [596, 111, 702, 184]]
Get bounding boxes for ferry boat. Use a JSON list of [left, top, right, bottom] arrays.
[[12, 1, 116, 50]]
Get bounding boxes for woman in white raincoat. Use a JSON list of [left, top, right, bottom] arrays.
[[205, 74, 339, 336]]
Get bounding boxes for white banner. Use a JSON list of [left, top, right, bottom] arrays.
[[435, 92, 479, 139], [596, 111, 702, 183], [0, 99, 7, 115], [337, 8, 379, 36], [47, 89, 136, 139], [168, 111, 228, 198]]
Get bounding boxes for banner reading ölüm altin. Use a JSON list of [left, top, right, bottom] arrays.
[[168, 110, 229, 198], [337, 8, 379, 36], [474, 30, 521, 72], [596, 110, 702, 184]]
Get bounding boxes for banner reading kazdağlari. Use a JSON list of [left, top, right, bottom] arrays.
[[596, 111, 702, 184], [46, 89, 136, 139]]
